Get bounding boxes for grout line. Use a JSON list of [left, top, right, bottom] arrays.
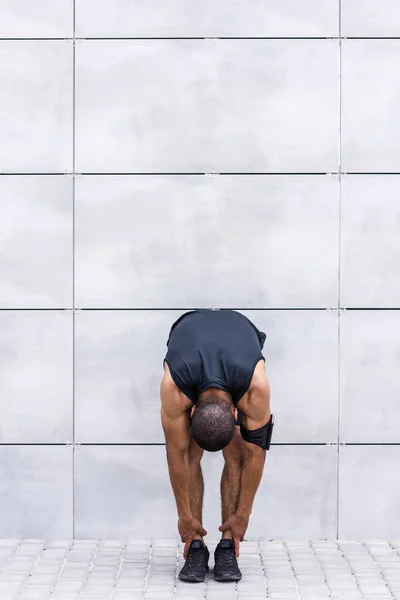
[[72, 306, 76, 539], [0, 540, 23, 583], [337, 541, 364, 599], [337, 0, 342, 540], [258, 542, 269, 598], [80, 36, 335, 40], [338, 8, 343, 308], [0, 37, 74, 41], [2, 171, 400, 176], [142, 542, 153, 598], [0, 308, 73, 311], [49, 541, 73, 595], [75, 171, 333, 176], [2, 36, 400, 40], [310, 541, 332, 598], [80, 541, 101, 596], [110, 542, 126, 600], [2, 307, 400, 311], [74, 307, 333, 311], [336, 311, 341, 539], [282, 541, 301, 599], [343, 172, 400, 175], [73, 0, 76, 35], [0, 36, 334, 41], [0, 173, 71, 176], [3, 442, 400, 446], [342, 307, 400, 310], [72, 0, 76, 540], [17, 541, 47, 597], [345, 36, 400, 40]]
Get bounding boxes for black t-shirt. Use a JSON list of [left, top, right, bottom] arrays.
[[164, 310, 266, 404]]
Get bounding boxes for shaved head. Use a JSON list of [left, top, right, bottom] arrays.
[[191, 396, 235, 452]]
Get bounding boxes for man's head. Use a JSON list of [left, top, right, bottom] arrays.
[[191, 395, 236, 452]]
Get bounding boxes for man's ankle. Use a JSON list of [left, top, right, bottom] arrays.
[[221, 531, 233, 541]]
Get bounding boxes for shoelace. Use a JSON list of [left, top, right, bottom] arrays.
[[216, 548, 237, 567], [186, 549, 207, 569]]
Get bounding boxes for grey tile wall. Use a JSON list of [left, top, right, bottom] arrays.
[[341, 40, 400, 173], [0, 0, 399, 540], [0, 41, 73, 173], [0, 311, 73, 443], [0, 176, 73, 308], [74, 444, 337, 540], [0, 445, 73, 538], [75, 0, 339, 38], [75, 175, 339, 308], [75, 40, 339, 173], [339, 446, 400, 538], [341, 0, 400, 37], [340, 310, 400, 443], [74, 310, 183, 443], [341, 176, 400, 308], [0, 1, 73, 38], [74, 445, 177, 539]]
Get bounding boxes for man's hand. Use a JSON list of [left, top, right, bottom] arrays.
[[178, 516, 207, 558], [219, 513, 249, 557]]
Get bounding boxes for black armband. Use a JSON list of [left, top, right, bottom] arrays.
[[240, 414, 274, 450]]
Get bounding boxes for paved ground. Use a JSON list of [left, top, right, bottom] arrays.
[[1, 539, 400, 600]]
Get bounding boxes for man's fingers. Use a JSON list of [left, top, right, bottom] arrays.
[[234, 537, 240, 558], [183, 540, 191, 559], [218, 522, 229, 532], [198, 527, 207, 537]]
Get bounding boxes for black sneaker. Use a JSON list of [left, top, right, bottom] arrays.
[[214, 539, 242, 582], [178, 540, 210, 583]]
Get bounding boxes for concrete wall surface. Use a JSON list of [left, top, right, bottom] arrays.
[[1, 0, 400, 540]]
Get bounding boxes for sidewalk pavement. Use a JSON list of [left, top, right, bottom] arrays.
[[1, 538, 400, 600]]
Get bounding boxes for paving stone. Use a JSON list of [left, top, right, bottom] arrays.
[[0, 582, 22, 595], [175, 591, 206, 598], [52, 581, 85, 593]]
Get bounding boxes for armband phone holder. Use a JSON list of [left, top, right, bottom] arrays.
[[240, 414, 274, 450]]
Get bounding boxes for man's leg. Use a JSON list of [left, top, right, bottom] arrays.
[[188, 436, 204, 537], [221, 426, 245, 540]]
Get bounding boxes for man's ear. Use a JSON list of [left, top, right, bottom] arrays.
[[190, 405, 196, 418], [233, 407, 238, 420]]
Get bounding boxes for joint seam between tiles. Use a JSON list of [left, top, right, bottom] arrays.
[[72, 0, 76, 539], [337, 0, 342, 539]]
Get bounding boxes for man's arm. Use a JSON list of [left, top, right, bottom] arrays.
[[160, 372, 207, 555], [236, 436, 267, 519], [161, 407, 191, 514], [219, 376, 271, 554]]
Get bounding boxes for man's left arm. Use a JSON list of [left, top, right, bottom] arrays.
[[237, 437, 267, 518], [219, 379, 271, 554]]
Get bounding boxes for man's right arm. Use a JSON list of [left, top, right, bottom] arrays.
[[161, 405, 192, 519], [160, 373, 207, 554]]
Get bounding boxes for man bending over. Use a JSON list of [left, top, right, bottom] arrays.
[[160, 309, 273, 582]]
